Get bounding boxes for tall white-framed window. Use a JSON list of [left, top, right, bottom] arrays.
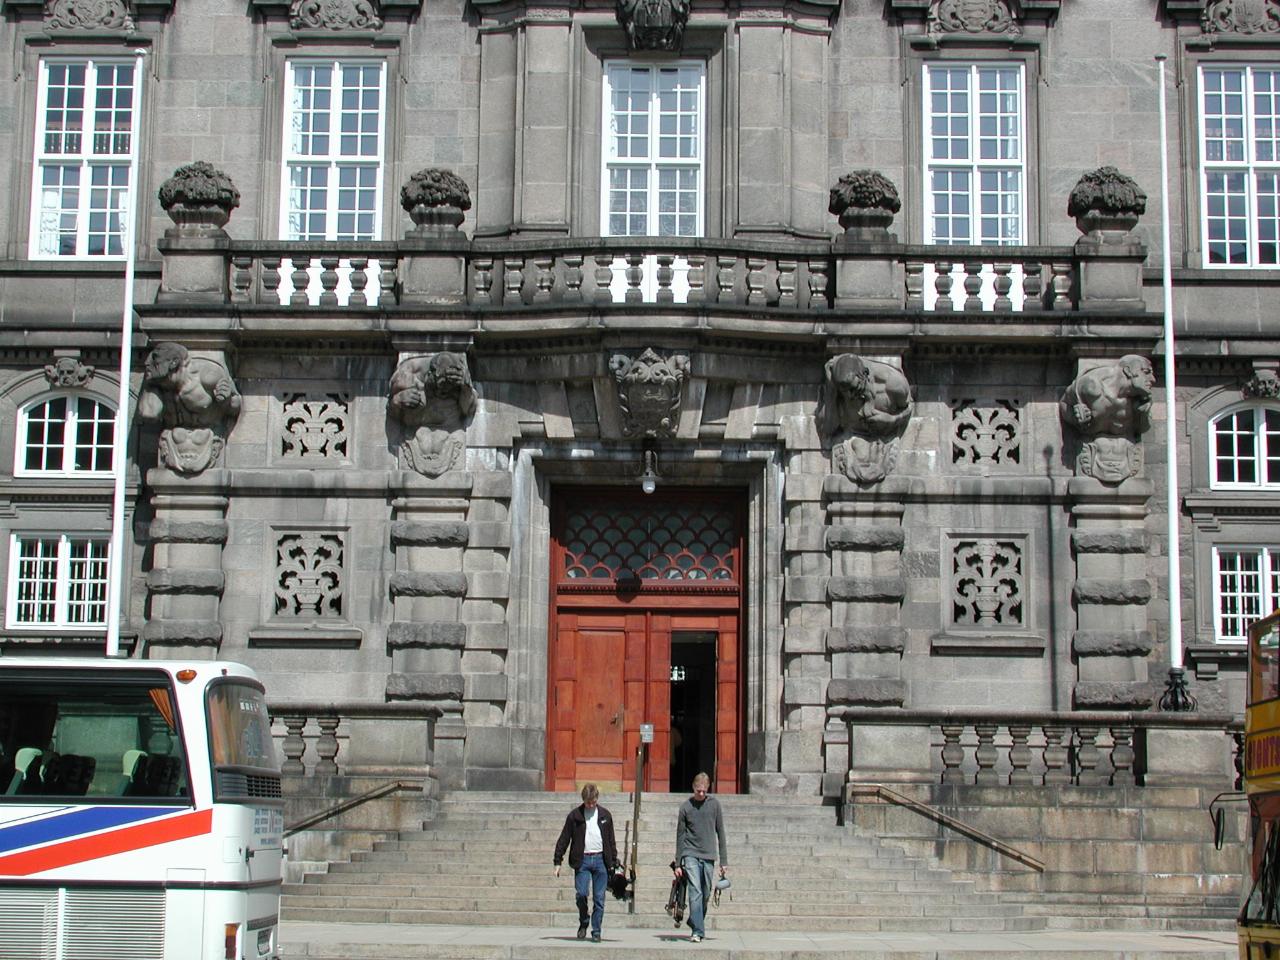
[[7, 533, 109, 629], [16, 396, 116, 477], [1200, 65, 1280, 267], [602, 62, 705, 238], [924, 62, 1025, 246], [1214, 546, 1280, 642], [29, 58, 138, 259], [280, 60, 386, 241], [1209, 405, 1280, 489]]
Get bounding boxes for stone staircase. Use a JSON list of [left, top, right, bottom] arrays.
[[281, 790, 1040, 934]]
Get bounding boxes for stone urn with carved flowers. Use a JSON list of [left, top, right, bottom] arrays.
[[401, 168, 472, 235], [157, 162, 240, 238], [828, 170, 901, 240], [1068, 166, 1147, 243]]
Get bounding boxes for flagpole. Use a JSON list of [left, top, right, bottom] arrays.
[[105, 50, 145, 658], [1157, 54, 1182, 691]]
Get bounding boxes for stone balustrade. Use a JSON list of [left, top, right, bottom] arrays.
[[175, 237, 1130, 314], [269, 701, 441, 779], [831, 707, 1243, 789]]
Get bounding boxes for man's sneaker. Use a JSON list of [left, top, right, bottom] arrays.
[[690, 935, 702, 943], [577, 921, 588, 940], [591, 932, 601, 943]]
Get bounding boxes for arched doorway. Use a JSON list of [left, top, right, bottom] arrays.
[[546, 489, 745, 793]]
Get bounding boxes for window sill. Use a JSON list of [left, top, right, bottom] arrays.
[[930, 633, 1046, 657], [1185, 642, 1247, 682], [0, 629, 135, 651], [0, 259, 161, 277], [248, 623, 363, 648]]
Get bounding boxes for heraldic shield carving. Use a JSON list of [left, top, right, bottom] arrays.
[[615, 0, 691, 51], [610, 347, 690, 438]]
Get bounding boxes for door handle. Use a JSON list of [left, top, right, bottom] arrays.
[[611, 708, 624, 726]]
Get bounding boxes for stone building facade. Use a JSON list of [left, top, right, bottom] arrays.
[[0, 0, 1269, 802]]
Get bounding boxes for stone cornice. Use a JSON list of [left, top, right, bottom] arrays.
[[1, 0, 173, 12], [887, 0, 1063, 37]]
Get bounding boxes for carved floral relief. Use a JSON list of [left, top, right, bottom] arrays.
[[290, 0, 383, 30], [44, 0, 134, 31], [928, 0, 1020, 35], [1202, 0, 1280, 33], [388, 353, 475, 477]]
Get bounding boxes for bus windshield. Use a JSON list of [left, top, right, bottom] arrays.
[[0, 671, 189, 801], [206, 681, 273, 771]]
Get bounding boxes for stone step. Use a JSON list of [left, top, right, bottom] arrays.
[[322, 863, 957, 884]]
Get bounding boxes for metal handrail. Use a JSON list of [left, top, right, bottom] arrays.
[[283, 778, 426, 838]]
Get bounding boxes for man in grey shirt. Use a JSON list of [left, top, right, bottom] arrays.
[[673, 771, 728, 942]]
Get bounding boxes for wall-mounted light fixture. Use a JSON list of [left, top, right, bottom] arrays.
[[639, 439, 660, 495]]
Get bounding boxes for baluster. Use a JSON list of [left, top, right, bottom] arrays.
[[504, 256, 526, 306], [686, 254, 706, 305], [1074, 725, 1103, 786], [1022, 262, 1044, 309], [378, 257, 398, 305], [940, 722, 965, 784], [1042, 724, 1070, 785], [562, 254, 584, 302], [624, 251, 645, 304], [261, 257, 283, 305], [1008, 723, 1034, 785], [594, 252, 616, 304], [318, 257, 341, 306], [974, 722, 999, 785], [231, 255, 253, 303], [717, 255, 737, 304], [290, 255, 312, 306], [992, 262, 1014, 312], [655, 253, 675, 304], [281, 716, 307, 776], [348, 257, 369, 307], [777, 259, 797, 307], [315, 716, 340, 777], [933, 260, 955, 312], [963, 261, 984, 311], [1109, 724, 1136, 786], [533, 255, 555, 303], [905, 260, 925, 310], [807, 258, 830, 310], [472, 256, 494, 306], [1050, 261, 1073, 311], [745, 257, 767, 306]]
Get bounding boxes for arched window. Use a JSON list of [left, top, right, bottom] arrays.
[[16, 395, 115, 476], [1209, 405, 1280, 489]]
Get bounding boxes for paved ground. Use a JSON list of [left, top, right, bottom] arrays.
[[279, 921, 1239, 959]]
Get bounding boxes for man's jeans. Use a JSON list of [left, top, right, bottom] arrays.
[[681, 855, 715, 938], [574, 852, 608, 936]]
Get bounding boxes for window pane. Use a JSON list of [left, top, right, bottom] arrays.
[[1214, 408, 1258, 483], [14, 538, 60, 625], [73, 398, 115, 472], [24, 398, 68, 472], [65, 539, 109, 626], [1219, 549, 1265, 642]]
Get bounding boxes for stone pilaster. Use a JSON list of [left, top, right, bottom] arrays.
[[1068, 477, 1155, 709], [387, 473, 472, 787], [142, 485, 229, 657]]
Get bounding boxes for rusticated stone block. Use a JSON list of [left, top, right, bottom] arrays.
[[387, 621, 466, 649], [1073, 579, 1152, 605], [389, 572, 468, 598], [1071, 530, 1147, 554], [386, 672, 465, 701], [1072, 630, 1154, 657], [825, 525, 905, 552], [828, 577, 905, 602], [147, 569, 225, 594], [1073, 681, 1154, 709], [390, 521, 469, 547], [826, 626, 906, 654], [827, 678, 906, 707], [148, 519, 229, 544], [142, 619, 222, 644]]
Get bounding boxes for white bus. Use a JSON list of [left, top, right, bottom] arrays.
[[0, 659, 283, 960]]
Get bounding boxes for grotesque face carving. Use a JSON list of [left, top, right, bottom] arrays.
[[830, 354, 873, 402], [1121, 355, 1155, 400], [145, 342, 187, 382], [428, 353, 470, 396]]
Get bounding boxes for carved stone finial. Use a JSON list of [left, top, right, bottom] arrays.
[[400, 168, 472, 234], [388, 353, 475, 477], [158, 162, 241, 237], [1059, 355, 1155, 484], [290, 0, 383, 29], [615, 0, 691, 51], [609, 348, 690, 439], [44, 0, 134, 31], [1203, 0, 1280, 34], [1068, 167, 1147, 241], [137, 343, 242, 475], [44, 356, 94, 388], [829, 171, 901, 238], [928, 0, 1020, 35], [817, 355, 914, 485]]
